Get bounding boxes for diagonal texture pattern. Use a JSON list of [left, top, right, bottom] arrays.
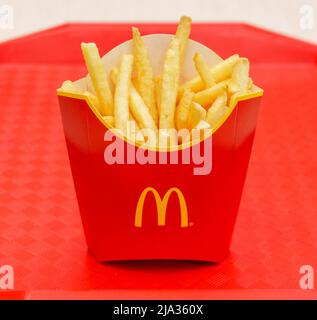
[[0, 24, 316, 294]]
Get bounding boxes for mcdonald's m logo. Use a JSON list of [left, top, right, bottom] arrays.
[[135, 187, 189, 228]]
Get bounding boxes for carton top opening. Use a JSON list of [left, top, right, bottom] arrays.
[[57, 34, 263, 152]]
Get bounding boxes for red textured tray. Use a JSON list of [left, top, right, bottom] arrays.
[[0, 23, 317, 300]]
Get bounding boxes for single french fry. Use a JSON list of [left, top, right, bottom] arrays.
[[175, 16, 192, 63], [159, 37, 180, 130], [178, 54, 240, 98], [231, 58, 250, 92], [211, 54, 240, 81], [81, 42, 113, 115], [132, 27, 158, 124], [194, 53, 215, 87], [114, 54, 134, 134], [130, 86, 158, 134], [193, 82, 227, 107], [188, 102, 207, 129], [206, 92, 228, 128], [111, 67, 157, 134], [227, 58, 250, 97], [175, 89, 194, 130], [154, 75, 162, 114], [110, 68, 118, 87], [178, 77, 205, 99]]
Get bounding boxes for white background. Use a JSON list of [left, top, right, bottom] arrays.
[[0, 0, 316, 44]]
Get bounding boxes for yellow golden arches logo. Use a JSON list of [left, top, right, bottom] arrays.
[[135, 187, 189, 228]]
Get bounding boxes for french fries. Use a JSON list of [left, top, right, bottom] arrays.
[[154, 75, 162, 114], [206, 93, 228, 128], [193, 82, 227, 107], [114, 54, 134, 133], [188, 102, 207, 129], [110, 68, 118, 87], [81, 42, 114, 116], [129, 86, 158, 134], [194, 53, 215, 88], [132, 27, 158, 125], [227, 58, 251, 107], [111, 68, 157, 135], [231, 58, 250, 93], [175, 89, 194, 130], [175, 16, 192, 63], [64, 16, 257, 150], [159, 37, 180, 130], [178, 54, 240, 98]]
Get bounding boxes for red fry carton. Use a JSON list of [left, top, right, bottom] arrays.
[[57, 34, 263, 262]]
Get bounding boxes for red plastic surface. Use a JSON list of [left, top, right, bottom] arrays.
[[0, 23, 317, 299]]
